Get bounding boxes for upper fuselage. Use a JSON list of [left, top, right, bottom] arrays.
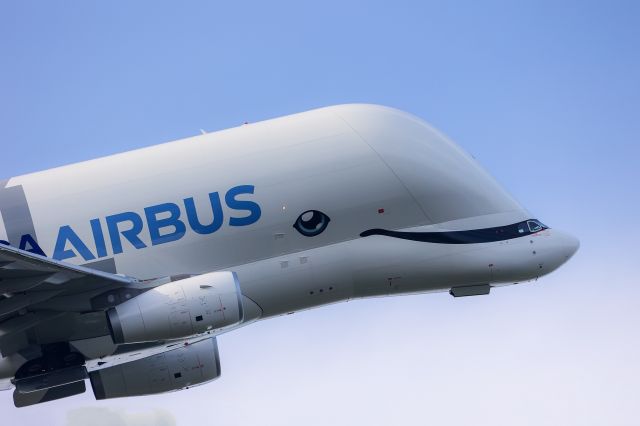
[[0, 104, 578, 319]]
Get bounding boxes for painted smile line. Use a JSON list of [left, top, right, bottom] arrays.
[[360, 220, 548, 244]]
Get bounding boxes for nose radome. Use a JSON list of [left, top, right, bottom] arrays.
[[555, 229, 580, 261], [567, 233, 580, 258]]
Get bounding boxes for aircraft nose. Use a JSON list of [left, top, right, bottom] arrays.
[[567, 233, 580, 258], [555, 229, 580, 262]]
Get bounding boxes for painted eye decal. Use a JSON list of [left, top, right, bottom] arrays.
[[293, 210, 331, 237]]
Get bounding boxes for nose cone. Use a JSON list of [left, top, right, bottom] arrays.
[[557, 230, 580, 261], [542, 229, 580, 275]]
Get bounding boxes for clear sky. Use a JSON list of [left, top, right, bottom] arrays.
[[1, 1, 639, 425]]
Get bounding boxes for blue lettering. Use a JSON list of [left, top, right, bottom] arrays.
[[53, 226, 96, 261], [106, 212, 147, 255], [90, 218, 108, 258], [145, 203, 186, 245], [184, 193, 224, 235], [225, 185, 261, 227], [48, 185, 261, 257], [19, 234, 46, 256]]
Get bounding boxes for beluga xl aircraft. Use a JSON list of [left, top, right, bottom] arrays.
[[0, 104, 578, 407]]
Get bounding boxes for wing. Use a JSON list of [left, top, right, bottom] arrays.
[[0, 243, 139, 357]]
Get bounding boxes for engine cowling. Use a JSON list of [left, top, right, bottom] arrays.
[[89, 337, 220, 400], [107, 271, 243, 344]]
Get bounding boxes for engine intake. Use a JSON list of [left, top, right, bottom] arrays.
[[89, 338, 220, 399], [107, 271, 243, 344]]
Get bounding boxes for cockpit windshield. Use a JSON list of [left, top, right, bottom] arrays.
[[527, 219, 547, 233]]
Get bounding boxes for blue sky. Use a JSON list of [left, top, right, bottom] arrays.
[[1, 1, 639, 425]]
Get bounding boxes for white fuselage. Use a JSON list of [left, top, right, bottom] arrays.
[[0, 104, 578, 360]]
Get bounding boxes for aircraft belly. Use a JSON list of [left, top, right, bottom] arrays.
[[235, 236, 500, 318]]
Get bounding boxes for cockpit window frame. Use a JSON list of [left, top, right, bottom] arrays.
[[527, 219, 546, 233]]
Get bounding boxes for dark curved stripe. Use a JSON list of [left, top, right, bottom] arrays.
[[360, 220, 543, 244]]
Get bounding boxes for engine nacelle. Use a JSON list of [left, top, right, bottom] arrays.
[[89, 338, 220, 400], [107, 271, 243, 344]]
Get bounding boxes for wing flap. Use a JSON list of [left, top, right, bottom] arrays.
[[0, 291, 63, 317], [0, 273, 55, 294], [13, 381, 86, 407]]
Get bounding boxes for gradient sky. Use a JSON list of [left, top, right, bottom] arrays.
[[1, 1, 639, 425]]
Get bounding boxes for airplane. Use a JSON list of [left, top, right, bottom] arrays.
[[0, 104, 579, 407]]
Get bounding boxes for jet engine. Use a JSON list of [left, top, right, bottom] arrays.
[[106, 271, 243, 344], [89, 337, 220, 399]]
